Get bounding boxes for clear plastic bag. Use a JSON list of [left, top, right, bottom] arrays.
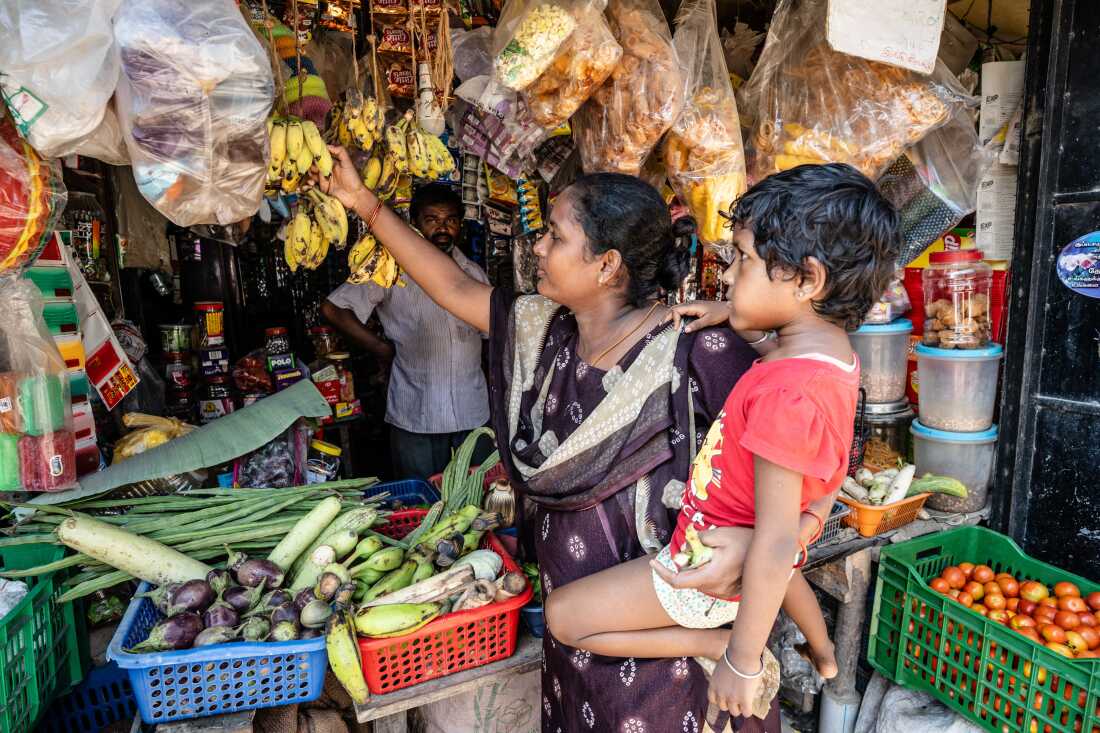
[[663, 0, 747, 245], [0, 115, 68, 276], [453, 27, 496, 82], [877, 104, 994, 266], [493, 0, 581, 91], [738, 0, 969, 183], [113, 413, 194, 463], [0, 0, 126, 162], [573, 0, 683, 176], [0, 277, 76, 491], [114, 0, 275, 227]]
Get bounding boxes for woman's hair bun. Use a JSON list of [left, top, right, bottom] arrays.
[[658, 216, 695, 291]]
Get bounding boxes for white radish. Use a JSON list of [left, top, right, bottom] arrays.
[[57, 515, 211, 585], [883, 464, 917, 505], [267, 495, 343, 570]]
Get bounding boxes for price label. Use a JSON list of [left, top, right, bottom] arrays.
[[826, 0, 945, 74]]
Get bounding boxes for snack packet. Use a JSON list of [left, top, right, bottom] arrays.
[[493, 2, 578, 91]]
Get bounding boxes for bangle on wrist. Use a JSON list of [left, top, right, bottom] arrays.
[[365, 198, 384, 231], [803, 509, 825, 545], [723, 649, 764, 679]]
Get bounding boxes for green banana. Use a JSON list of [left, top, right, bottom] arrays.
[[354, 602, 441, 637], [361, 559, 417, 603], [326, 610, 370, 704], [416, 505, 482, 550], [363, 546, 405, 573]]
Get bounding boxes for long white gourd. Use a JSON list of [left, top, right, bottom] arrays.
[[57, 515, 211, 585], [267, 495, 343, 570]]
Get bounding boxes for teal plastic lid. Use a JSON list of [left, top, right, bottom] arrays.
[[915, 343, 1003, 359], [855, 319, 913, 335], [911, 419, 998, 442]]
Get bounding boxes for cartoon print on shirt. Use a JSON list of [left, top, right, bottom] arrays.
[[688, 411, 725, 501]]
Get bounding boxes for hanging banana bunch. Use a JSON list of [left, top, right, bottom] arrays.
[[347, 233, 404, 288], [267, 116, 334, 195], [360, 147, 402, 202], [281, 189, 349, 272], [373, 109, 454, 184], [328, 90, 387, 152]]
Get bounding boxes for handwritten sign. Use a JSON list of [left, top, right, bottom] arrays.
[[826, 0, 945, 74]]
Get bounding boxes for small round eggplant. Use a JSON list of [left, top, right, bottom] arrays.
[[270, 621, 299, 642], [300, 599, 333, 629], [203, 602, 240, 629], [193, 625, 239, 647], [238, 616, 270, 642], [223, 583, 266, 614], [138, 583, 180, 616], [166, 580, 216, 615], [294, 588, 317, 610], [128, 612, 203, 653], [269, 603, 300, 627], [235, 558, 285, 589], [206, 568, 232, 595], [259, 588, 293, 610]]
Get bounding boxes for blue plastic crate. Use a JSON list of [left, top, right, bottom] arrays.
[[40, 661, 135, 733], [365, 479, 439, 508], [107, 583, 327, 725]]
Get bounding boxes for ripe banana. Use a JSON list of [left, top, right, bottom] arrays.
[[362, 156, 383, 190], [353, 602, 441, 638], [295, 143, 315, 176], [308, 190, 348, 248], [407, 129, 429, 179], [385, 111, 413, 173], [326, 611, 370, 704], [269, 119, 287, 168], [302, 120, 334, 176], [284, 210, 312, 271], [348, 233, 377, 273], [285, 120, 305, 161]]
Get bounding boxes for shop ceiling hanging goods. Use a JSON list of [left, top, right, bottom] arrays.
[[113, 0, 275, 227], [573, 0, 683, 177], [0, 116, 67, 275]]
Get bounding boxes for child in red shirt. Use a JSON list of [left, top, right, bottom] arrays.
[[546, 163, 900, 722]]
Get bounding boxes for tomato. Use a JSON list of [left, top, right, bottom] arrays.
[[1086, 592, 1100, 612], [1035, 606, 1058, 624], [1021, 581, 1050, 603], [964, 581, 985, 601], [1060, 596, 1088, 613], [1075, 650, 1100, 659], [1055, 581, 1081, 598], [1019, 600, 1038, 616], [942, 567, 967, 590], [973, 565, 995, 584], [973, 605, 989, 617], [1078, 627, 1100, 650], [930, 578, 951, 594], [1055, 610, 1081, 630], [984, 581, 1003, 597], [998, 578, 1020, 598], [957, 591, 974, 608], [1041, 624, 1067, 644], [1041, 597, 1059, 608], [986, 594, 1006, 611], [1046, 642, 1075, 658], [949, 589, 961, 600], [1006, 598, 1020, 612], [1010, 615, 1037, 630], [989, 609, 1010, 624], [1066, 631, 1089, 654], [958, 562, 975, 579], [1019, 628, 1042, 643]]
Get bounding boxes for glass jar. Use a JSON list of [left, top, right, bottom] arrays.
[[921, 251, 993, 349], [197, 376, 235, 424], [194, 301, 225, 347], [327, 352, 355, 403], [862, 400, 915, 472], [164, 352, 192, 389], [264, 327, 291, 356], [306, 439, 342, 483], [309, 326, 338, 359]]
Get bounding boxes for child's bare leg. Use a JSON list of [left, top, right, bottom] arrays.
[[783, 570, 838, 678], [545, 555, 730, 660]]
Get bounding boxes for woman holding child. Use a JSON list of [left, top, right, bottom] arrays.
[[316, 152, 898, 732]]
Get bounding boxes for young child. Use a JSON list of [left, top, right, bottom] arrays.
[[545, 163, 900, 720]]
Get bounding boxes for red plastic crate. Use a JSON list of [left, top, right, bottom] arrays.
[[427, 462, 507, 494], [357, 509, 532, 695]]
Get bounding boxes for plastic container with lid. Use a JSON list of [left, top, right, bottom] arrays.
[[911, 420, 996, 513], [861, 400, 914, 471], [197, 376, 234, 424], [163, 352, 191, 388], [915, 343, 1002, 432], [264, 327, 291, 356], [849, 319, 912, 403], [306, 439, 342, 484], [194, 301, 225, 347], [327, 352, 355, 403], [921, 250, 993, 350], [309, 326, 338, 359]]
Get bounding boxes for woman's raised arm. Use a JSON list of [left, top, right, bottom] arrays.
[[318, 146, 493, 333]]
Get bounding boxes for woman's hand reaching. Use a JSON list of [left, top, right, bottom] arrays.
[[315, 145, 369, 210], [666, 300, 731, 333], [650, 526, 752, 598]]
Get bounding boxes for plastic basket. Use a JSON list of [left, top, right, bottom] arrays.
[[838, 493, 930, 537], [357, 509, 532, 695], [0, 545, 84, 733], [427, 462, 507, 494], [817, 502, 853, 545], [868, 526, 1100, 733], [366, 479, 440, 508], [39, 661, 135, 733], [107, 585, 327, 725]]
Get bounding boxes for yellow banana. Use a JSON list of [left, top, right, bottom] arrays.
[[337, 116, 353, 148], [326, 611, 370, 704], [285, 119, 304, 160], [281, 157, 302, 193], [347, 115, 372, 149], [363, 97, 378, 135], [348, 233, 377, 273], [406, 130, 428, 178], [308, 190, 348, 248], [269, 120, 287, 168], [385, 111, 412, 173], [295, 143, 315, 176], [362, 156, 383, 190], [302, 120, 325, 157], [353, 602, 441, 637]]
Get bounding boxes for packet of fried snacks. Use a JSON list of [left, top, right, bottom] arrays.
[[378, 23, 415, 55], [371, 0, 408, 14], [573, 0, 683, 176], [493, 1, 579, 91], [737, 0, 970, 181], [663, 0, 746, 245], [385, 59, 416, 97], [409, 0, 444, 12]]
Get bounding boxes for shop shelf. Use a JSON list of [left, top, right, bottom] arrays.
[[869, 526, 1100, 733]]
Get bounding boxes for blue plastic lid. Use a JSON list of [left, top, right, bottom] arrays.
[[915, 343, 1004, 359], [911, 419, 998, 442], [855, 319, 913, 335]]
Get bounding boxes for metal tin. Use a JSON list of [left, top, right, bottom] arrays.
[[194, 301, 225, 347], [199, 347, 230, 376], [159, 324, 193, 353]]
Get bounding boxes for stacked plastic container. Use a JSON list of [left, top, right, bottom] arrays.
[[913, 251, 1001, 512], [24, 266, 97, 477], [849, 318, 915, 470]]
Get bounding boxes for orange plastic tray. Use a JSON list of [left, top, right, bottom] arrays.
[[838, 493, 930, 537], [357, 509, 532, 695]]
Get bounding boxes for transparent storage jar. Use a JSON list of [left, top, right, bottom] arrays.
[[915, 343, 1002, 432], [309, 326, 338, 359], [849, 319, 912, 404], [326, 352, 355, 403], [862, 400, 914, 471], [921, 250, 993, 350], [911, 420, 996, 513]]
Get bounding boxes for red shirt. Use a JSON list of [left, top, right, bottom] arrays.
[[671, 356, 859, 553]]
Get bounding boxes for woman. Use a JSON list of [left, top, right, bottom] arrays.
[[317, 151, 824, 732]]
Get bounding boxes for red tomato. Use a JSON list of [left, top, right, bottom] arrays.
[[1035, 606, 1058, 624], [1019, 600, 1038, 616], [1055, 581, 1081, 598], [942, 567, 966, 590], [1055, 611, 1081, 630], [986, 594, 1007, 611], [1077, 626, 1100, 650], [998, 578, 1020, 598], [973, 565, 995, 584], [989, 610, 1010, 624], [1021, 581, 1050, 603], [973, 605, 989, 617], [1078, 612, 1098, 628], [957, 591, 974, 608], [1010, 615, 1037, 630], [1006, 598, 1020, 612], [1086, 592, 1100, 611], [964, 581, 985, 601], [1040, 597, 1059, 608], [958, 562, 975, 579], [1041, 624, 1067, 644], [1019, 628, 1042, 643], [930, 578, 951, 594], [1060, 596, 1088, 613]]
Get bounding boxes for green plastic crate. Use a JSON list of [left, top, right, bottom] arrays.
[[0, 545, 84, 733], [869, 526, 1100, 733]]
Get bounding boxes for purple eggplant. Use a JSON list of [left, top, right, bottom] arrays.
[[294, 588, 317, 610], [235, 558, 285, 589], [299, 627, 324, 639], [206, 568, 232, 595], [270, 621, 299, 642], [193, 625, 239, 647], [269, 603, 299, 627], [259, 588, 293, 609], [138, 583, 180, 615], [166, 580, 216, 615], [222, 584, 264, 614], [203, 602, 240, 629], [127, 612, 204, 653]]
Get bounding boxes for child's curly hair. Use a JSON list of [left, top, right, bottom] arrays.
[[728, 163, 901, 330]]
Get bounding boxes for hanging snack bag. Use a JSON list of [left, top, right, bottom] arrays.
[[113, 0, 275, 227], [663, 0, 746, 245], [573, 0, 683, 176], [493, 1, 579, 92], [738, 0, 967, 182], [0, 277, 76, 491], [0, 114, 67, 275]]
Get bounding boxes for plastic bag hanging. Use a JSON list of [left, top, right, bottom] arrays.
[[0, 115, 68, 276], [738, 0, 969, 183], [573, 0, 684, 176], [663, 0, 747, 245], [113, 0, 275, 227]]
